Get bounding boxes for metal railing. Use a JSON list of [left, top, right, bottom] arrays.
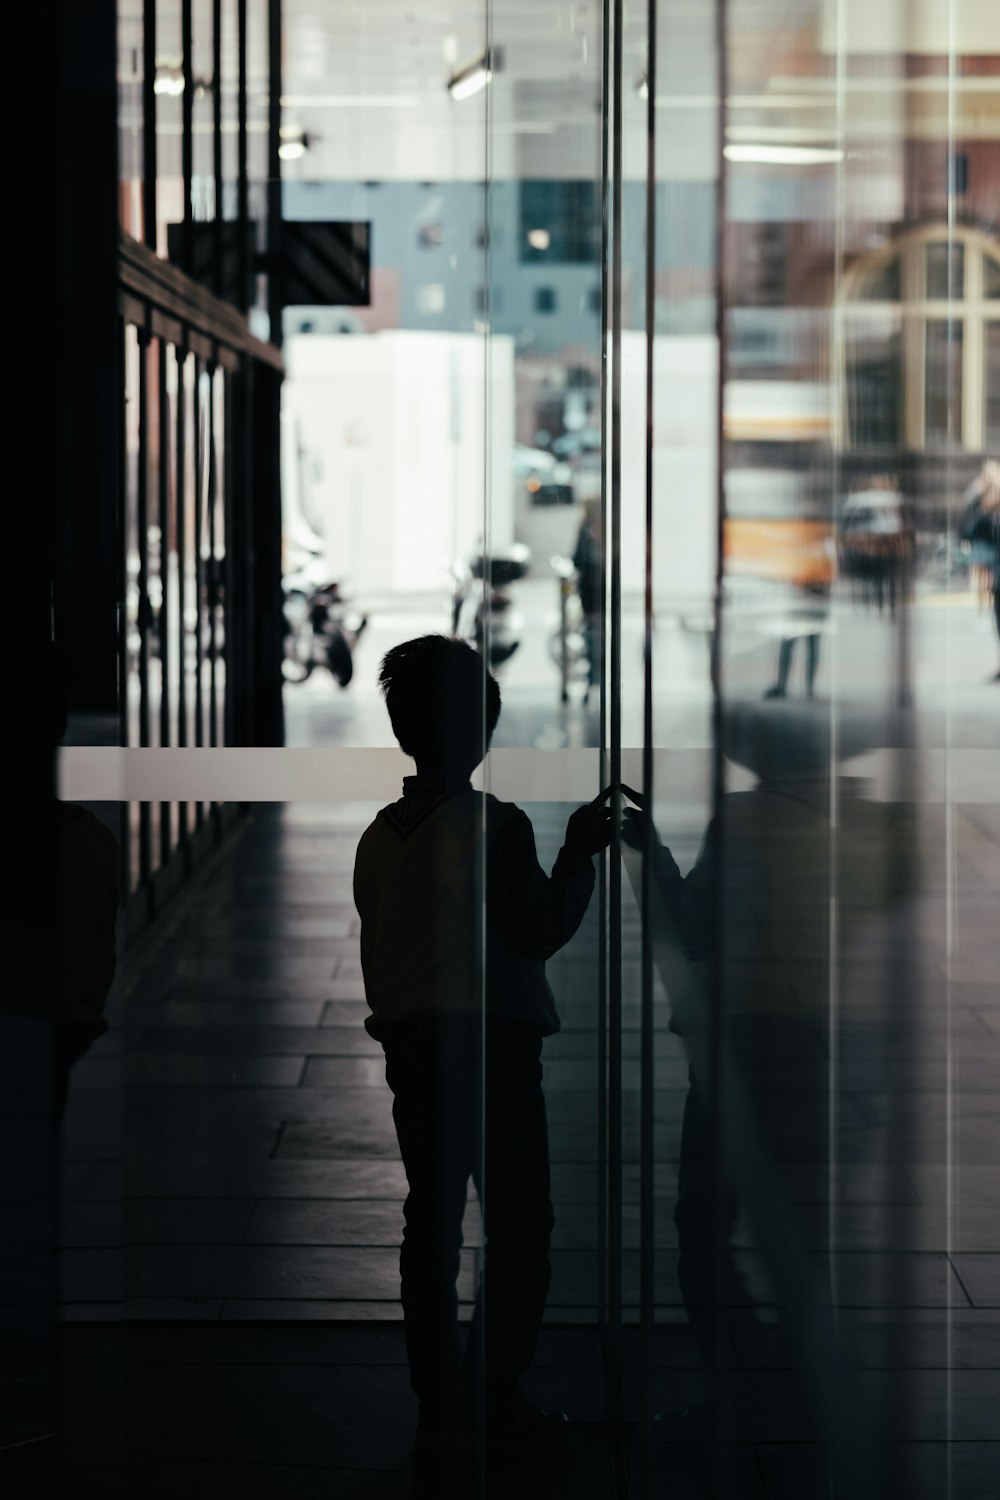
[[116, 230, 284, 938]]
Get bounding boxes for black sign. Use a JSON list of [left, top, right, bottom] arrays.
[[167, 221, 371, 308]]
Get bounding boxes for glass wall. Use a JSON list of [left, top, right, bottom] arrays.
[[49, 2, 998, 1494]]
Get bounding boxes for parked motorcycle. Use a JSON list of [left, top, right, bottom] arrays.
[[282, 573, 368, 685], [449, 543, 530, 669]]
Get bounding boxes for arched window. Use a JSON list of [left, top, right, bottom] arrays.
[[837, 226, 1000, 454]]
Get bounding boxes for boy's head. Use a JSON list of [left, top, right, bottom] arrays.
[[379, 635, 501, 778]]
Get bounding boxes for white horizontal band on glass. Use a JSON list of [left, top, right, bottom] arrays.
[[57, 746, 998, 804], [57, 747, 611, 804]]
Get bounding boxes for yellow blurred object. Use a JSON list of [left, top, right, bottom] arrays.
[[725, 518, 836, 586]]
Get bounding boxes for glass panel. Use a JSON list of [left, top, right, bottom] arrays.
[[220, 0, 239, 226], [123, 322, 143, 892], [986, 322, 1000, 448], [926, 239, 965, 300], [925, 319, 964, 447], [212, 368, 228, 749], [856, 255, 902, 302], [846, 316, 902, 448], [191, 0, 216, 225], [246, 0, 270, 333], [985, 255, 1000, 299], [155, 0, 183, 258], [118, 0, 144, 237]]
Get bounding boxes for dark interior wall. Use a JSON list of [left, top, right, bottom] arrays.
[[52, 0, 120, 726]]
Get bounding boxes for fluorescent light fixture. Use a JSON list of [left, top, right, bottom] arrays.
[[448, 49, 502, 101], [154, 61, 184, 97], [724, 143, 844, 165], [527, 228, 551, 251], [280, 94, 418, 108]]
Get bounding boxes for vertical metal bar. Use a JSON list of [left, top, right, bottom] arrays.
[[137, 330, 152, 888], [478, 8, 493, 1484], [237, 0, 249, 313], [207, 365, 219, 754], [182, 0, 194, 272], [708, 0, 730, 1491], [193, 357, 205, 828], [223, 366, 236, 750], [175, 344, 188, 848], [267, 0, 283, 347], [158, 338, 171, 864], [143, 0, 157, 249], [639, 0, 658, 1489], [118, 316, 132, 900], [597, 0, 611, 1359], [608, 0, 625, 1431], [213, 0, 223, 295]]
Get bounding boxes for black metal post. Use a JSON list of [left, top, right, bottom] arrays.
[[181, 0, 194, 272], [709, 0, 730, 1492], [267, 0, 283, 346], [176, 345, 188, 848], [137, 331, 152, 888], [158, 338, 172, 865], [608, 0, 624, 1432], [143, 0, 157, 249], [207, 367, 219, 752], [193, 357, 205, 829], [237, 0, 249, 313], [639, 0, 658, 1488]]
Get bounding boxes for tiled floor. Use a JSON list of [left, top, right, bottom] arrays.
[[37, 786, 1000, 1494]]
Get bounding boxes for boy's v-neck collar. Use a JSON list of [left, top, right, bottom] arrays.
[[402, 775, 473, 799]]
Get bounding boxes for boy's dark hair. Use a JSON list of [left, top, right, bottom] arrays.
[[379, 635, 501, 771]]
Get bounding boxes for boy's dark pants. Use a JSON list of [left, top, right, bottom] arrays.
[[382, 1018, 554, 1413]]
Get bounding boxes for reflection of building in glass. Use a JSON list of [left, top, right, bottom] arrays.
[[837, 225, 1000, 455]]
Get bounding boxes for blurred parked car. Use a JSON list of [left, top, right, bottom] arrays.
[[513, 443, 574, 506]]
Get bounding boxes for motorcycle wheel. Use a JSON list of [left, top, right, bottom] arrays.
[[326, 628, 354, 687]]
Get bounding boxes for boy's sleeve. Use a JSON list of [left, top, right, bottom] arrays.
[[651, 820, 716, 962], [488, 808, 596, 962]]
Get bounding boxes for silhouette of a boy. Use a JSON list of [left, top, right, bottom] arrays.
[[353, 635, 610, 1453]]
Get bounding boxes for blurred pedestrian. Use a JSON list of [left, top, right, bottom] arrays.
[[960, 459, 1000, 681], [572, 498, 602, 704]]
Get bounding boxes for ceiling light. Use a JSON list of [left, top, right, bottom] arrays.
[[448, 48, 503, 102], [154, 60, 184, 97], [724, 143, 844, 165], [278, 126, 309, 161], [527, 228, 551, 251], [636, 75, 649, 102]]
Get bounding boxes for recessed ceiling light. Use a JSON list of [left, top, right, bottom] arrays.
[[527, 229, 551, 251]]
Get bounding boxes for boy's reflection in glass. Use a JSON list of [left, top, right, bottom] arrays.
[[623, 704, 900, 1443]]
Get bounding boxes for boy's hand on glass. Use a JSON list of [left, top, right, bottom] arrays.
[[619, 784, 656, 852], [563, 786, 614, 864]]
